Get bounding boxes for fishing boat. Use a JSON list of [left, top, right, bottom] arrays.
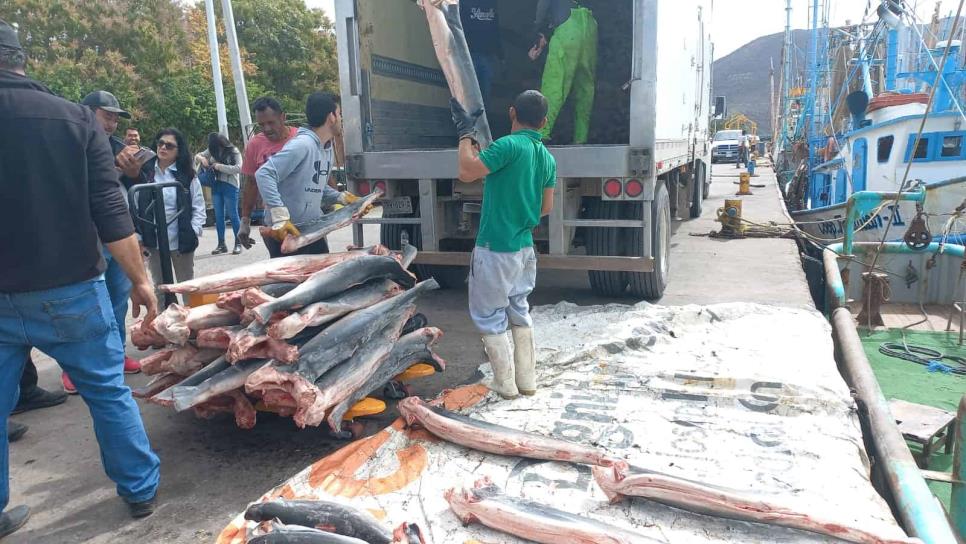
[[782, 4, 965, 247], [774, 1, 965, 540]]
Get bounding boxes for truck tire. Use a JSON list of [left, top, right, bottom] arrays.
[[379, 201, 467, 289], [689, 165, 703, 218], [627, 182, 670, 300], [700, 161, 710, 200], [585, 199, 629, 297]]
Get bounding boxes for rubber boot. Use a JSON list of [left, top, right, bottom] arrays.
[[511, 326, 536, 395], [482, 333, 519, 399]]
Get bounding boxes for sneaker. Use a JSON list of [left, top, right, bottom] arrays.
[[124, 356, 142, 374], [0, 505, 30, 538], [127, 496, 156, 519], [61, 373, 78, 395], [8, 421, 28, 442], [232, 242, 242, 255], [211, 244, 228, 255], [12, 387, 68, 414]]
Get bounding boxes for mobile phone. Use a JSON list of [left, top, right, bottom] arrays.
[[133, 147, 156, 166]]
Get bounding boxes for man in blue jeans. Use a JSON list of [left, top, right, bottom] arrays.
[[0, 21, 161, 536]]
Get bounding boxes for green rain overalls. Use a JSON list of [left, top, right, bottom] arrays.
[[540, 6, 598, 144]]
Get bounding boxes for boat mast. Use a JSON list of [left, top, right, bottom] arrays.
[[779, 0, 793, 150]]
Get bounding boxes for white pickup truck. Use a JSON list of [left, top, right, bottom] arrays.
[[335, 0, 713, 298]]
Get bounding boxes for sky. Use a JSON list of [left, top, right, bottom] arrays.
[[304, 0, 944, 59]]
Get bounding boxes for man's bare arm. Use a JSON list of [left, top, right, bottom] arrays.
[[106, 234, 158, 324], [540, 187, 554, 217], [457, 138, 490, 182]]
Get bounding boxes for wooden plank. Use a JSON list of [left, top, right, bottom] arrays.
[[889, 398, 956, 443], [920, 469, 965, 484]]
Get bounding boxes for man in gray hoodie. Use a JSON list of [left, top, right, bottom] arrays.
[[255, 92, 357, 258]]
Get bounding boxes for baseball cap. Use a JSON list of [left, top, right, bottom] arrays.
[[0, 19, 23, 51], [81, 90, 131, 119]]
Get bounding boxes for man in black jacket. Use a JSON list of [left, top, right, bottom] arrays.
[[0, 20, 161, 535]]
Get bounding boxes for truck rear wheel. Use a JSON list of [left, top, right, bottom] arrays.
[[379, 201, 467, 289], [585, 199, 629, 297], [689, 165, 703, 218], [627, 182, 670, 300], [700, 161, 710, 200]]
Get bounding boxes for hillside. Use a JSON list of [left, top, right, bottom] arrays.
[[712, 29, 810, 135]]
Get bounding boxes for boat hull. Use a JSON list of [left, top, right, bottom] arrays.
[[791, 178, 966, 245]]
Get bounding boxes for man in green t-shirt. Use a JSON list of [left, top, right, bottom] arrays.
[[451, 90, 557, 399]]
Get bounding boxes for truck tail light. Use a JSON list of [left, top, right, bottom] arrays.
[[357, 180, 371, 195], [603, 178, 623, 199], [625, 179, 644, 198], [374, 180, 387, 194]]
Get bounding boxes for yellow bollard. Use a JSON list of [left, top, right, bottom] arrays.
[[737, 172, 752, 195], [716, 199, 744, 235]]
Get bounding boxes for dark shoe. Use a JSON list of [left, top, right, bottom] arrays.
[[232, 242, 242, 255], [12, 387, 68, 415], [0, 505, 30, 538], [127, 496, 156, 519], [8, 422, 28, 442], [211, 244, 228, 255]]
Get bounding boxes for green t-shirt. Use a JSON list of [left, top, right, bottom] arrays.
[[476, 129, 557, 252]]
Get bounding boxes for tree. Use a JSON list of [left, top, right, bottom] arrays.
[[5, 0, 337, 150], [227, 0, 338, 112]]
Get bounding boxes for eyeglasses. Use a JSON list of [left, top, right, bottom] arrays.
[[157, 141, 178, 150]]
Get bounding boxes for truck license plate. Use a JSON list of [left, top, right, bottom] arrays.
[[381, 196, 413, 215]]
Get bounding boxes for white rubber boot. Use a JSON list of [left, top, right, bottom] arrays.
[[511, 326, 536, 395], [482, 333, 519, 399]]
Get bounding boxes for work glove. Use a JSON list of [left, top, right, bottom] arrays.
[[450, 97, 484, 142], [237, 217, 257, 249], [338, 191, 360, 205], [269, 207, 301, 242]]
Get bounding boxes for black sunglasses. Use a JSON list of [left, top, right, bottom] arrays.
[[157, 140, 178, 150]]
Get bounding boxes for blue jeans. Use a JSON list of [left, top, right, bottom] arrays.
[[102, 247, 131, 347], [468, 246, 537, 335], [0, 279, 160, 510], [212, 181, 240, 246]]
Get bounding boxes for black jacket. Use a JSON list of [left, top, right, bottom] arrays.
[[0, 70, 134, 292], [134, 158, 199, 254]]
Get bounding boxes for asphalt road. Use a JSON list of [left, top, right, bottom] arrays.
[[7, 163, 811, 543]]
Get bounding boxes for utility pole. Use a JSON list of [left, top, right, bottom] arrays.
[[220, 0, 253, 145], [204, 0, 229, 137]]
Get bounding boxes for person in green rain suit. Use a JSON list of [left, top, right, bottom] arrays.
[[529, 0, 598, 144]]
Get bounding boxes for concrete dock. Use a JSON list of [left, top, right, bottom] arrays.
[[7, 163, 814, 543]]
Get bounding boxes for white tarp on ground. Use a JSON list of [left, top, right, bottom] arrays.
[[218, 302, 910, 543]]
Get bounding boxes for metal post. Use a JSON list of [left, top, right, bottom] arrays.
[[219, 0, 253, 145], [204, 0, 229, 136], [954, 395, 965, 539], [886, 29, 899, 91], [128, 183, 186, 308]]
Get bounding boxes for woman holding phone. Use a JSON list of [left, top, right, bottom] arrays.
[[136, 128, 207, 302], [196, 133, 244, 255]]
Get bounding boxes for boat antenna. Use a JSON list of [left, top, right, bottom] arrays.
[[864, 0, 966, 332]]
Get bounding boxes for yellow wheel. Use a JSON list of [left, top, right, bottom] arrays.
[[344, 397, 386, 420], [395, 363, 436, 382]]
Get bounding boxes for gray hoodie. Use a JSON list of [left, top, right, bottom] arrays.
[[255, 127, 340, 226]]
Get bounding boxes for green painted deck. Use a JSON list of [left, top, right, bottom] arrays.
[[860, 328, 965, 511]]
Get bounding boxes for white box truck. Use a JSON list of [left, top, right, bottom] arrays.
[[335, 0, 712, 298]]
